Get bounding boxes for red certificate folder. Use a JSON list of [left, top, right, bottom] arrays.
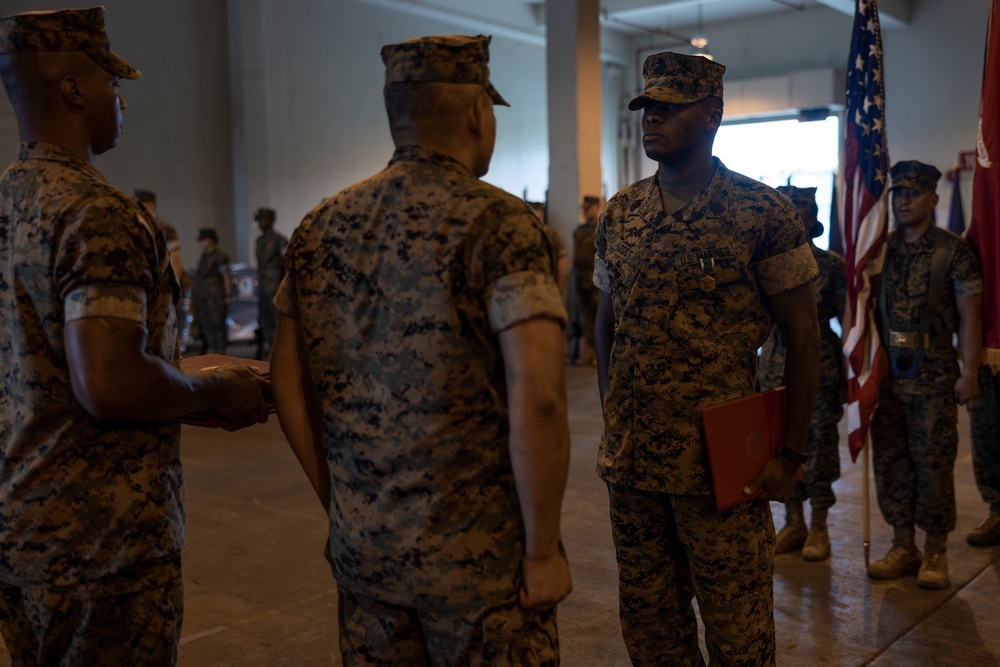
[[179, 354, 274, 428], [701, 387, 788, 511]]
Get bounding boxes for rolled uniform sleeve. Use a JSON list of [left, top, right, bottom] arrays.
[[753, 198, 819, 296], [951, 238, 983, 298], [56, 198, 158, 324], [756, 244, 818, 296], [482, 210, 567, 333]]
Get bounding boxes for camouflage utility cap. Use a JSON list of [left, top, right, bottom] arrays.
[[777, 185, 822, 238], [0, 6, 140, 79], [776, 185, 817, 209], [254, 207, 276, 220], [890, 160, 942, 193], [134, 189, 156, 203], [381, 34, 509, 106], [628, 51, 725, 111]]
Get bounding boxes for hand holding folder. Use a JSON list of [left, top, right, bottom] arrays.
[[179, 354, 275, 428], [701, 388, 799, 511]]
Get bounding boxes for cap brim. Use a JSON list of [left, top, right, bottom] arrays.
[[89, 50, 141, 80], [486, 81, 509, 107], [889, 180, 931, 193], [627, 88, 706, 111]]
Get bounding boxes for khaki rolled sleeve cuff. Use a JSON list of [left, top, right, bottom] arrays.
[[487, 271, 568, 333], [756, 244, 818, 297], [593, 257, 611, 294], [955, 277, 984, 299], [64, 285, 146, 323]]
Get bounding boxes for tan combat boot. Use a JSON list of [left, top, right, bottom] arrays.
[[775, 501, 807, 554], [868, 546, 921, 579], [966, 512, 1000, 547], [801, 507, 830, 561], [917, 552, 949, 589]]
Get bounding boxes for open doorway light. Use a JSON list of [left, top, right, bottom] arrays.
[[714, 115, 840, 250]]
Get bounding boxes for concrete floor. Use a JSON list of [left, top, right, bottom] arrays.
[[2, 364, 998, 666]]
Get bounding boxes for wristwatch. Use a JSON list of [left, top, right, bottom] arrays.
[[776, 444, 809, 465]]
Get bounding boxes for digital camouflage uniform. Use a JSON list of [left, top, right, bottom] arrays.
[[193, 244, 230, 353], [969, 366, 1000, 514], [757, 243, 846, 510], [871, 226, 983, 536], [595, 158, 817, 666], [275, 34, 565, 661], [0, 145, 184, 662], [255, 226, 288, 353], [0, 8, 185, 662]]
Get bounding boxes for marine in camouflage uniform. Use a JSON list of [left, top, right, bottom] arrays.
[[571, 196, 601, 364], [967, 365, 1000, 545], [869, 160, 983, 589], [253, 207, 287, 357], [193, 227, 231, 354], [271, 34, 571, 666], [0, 8, 269, 663], [594, 52, 819, 666], [758, 186, 846, 562]]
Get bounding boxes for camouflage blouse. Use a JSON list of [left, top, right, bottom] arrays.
[[275, 145, 566, 607], [879, 227, 982, 395], [594, 159, 818, 495], [0, 143, 182, 586]]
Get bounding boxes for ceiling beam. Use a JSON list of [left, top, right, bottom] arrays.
[[812, 0, 913, 28]]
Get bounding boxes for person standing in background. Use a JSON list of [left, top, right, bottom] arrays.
[[193, 227, 231, 354], [253, 207, 287, 359], [572, 195, 601, 365], [868, 160, 983, 589], [759, 185, 846, 562]]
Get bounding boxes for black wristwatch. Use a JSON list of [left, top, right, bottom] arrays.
[[776, 444, 809, 465]]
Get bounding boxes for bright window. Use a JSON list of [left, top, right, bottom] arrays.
[[714, 116, 840, 249]]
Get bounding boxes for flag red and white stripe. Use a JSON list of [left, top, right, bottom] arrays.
[[842, 0, 890, 461], [967, 0, 1000, 373]]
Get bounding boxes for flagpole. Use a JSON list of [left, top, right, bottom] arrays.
[[862, 433, 870, 568]]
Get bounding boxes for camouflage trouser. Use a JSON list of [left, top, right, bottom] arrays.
[[789, 383, 843, 510], [0, 553, 182, 666], [607, 483, 775, 667], [336, 585, 559, 667], [193, 289, 227, 354], [969, 366, 1000, 513], [870, 387, 958, 534]]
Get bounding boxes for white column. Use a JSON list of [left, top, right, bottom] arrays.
[[546, 0, 603, 247]]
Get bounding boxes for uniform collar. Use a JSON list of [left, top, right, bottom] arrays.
[[16, 142, 107, 183], [389, 145, 474, 179], [627, 157, 732, 230], [889, 225, 935, 254]]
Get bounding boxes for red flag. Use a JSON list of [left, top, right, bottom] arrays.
[[842, 0, 890, 461], [967, 0, 1000, 372]]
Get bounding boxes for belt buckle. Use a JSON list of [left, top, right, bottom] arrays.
[[888, 331, 916, 348]]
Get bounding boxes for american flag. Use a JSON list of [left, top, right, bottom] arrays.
[[842, 0, 890, 461]]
